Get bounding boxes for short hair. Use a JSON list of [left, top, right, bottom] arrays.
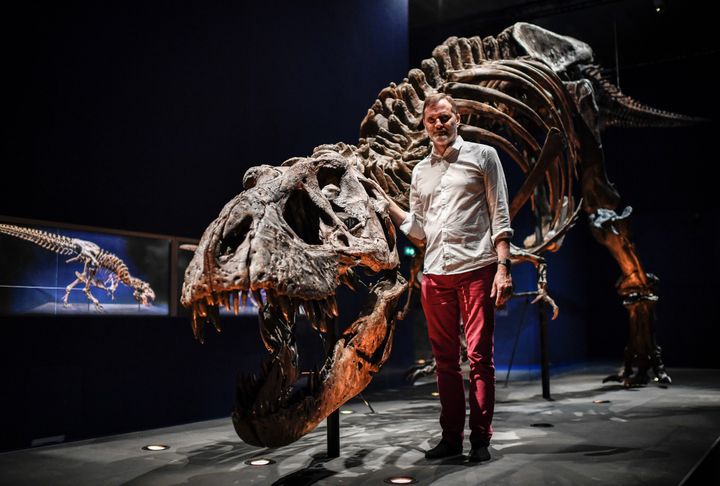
[[422, 93, 459, 117]]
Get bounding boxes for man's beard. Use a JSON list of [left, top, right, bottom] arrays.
[[432, 129, 455, 146]]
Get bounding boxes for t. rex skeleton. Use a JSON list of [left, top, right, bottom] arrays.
[[0, 223, 155, 309], [182, 23, 698, 447]]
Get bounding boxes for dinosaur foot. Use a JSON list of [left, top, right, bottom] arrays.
[[603, 367, 671, 387], [652, 367, 672, 385], [622, 372, 650, 388], [404, 360, 437, 384], [600, 373, 648, 387], [602, 373, 623, 384]]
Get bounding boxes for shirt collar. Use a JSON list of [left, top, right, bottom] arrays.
[[430, 135, 464, 162]]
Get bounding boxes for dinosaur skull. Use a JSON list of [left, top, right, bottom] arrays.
[[181, 149, 406, 447]]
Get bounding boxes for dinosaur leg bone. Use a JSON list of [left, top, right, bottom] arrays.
[[589, 207, 669, 386], [81, 267, 103, 310]]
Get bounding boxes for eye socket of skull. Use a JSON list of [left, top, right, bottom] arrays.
[[316, 166, 344, 190], [283, 188, 334, 245], [316, 163, 366, 234], [219, 215, 253, 257]]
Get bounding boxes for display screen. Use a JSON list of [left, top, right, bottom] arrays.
[[0, 222, 170, 315]]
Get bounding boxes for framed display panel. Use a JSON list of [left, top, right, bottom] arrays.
[[0, 218, 170, 316]]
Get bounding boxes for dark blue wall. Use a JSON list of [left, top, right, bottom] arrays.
[[1, 0, 408, 451], [3, 0, 408, 238]]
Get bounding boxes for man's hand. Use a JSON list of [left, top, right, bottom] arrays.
[[361, 175, 408, 227], [490, 265, 513, 308]]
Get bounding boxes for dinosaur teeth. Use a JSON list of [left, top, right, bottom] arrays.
[[254, 358, 285, 415], [265, 290, 278, 309], [191, 309, 202, 343], [251, 290, 264, 309], [309, 300, 325, 319], [198, 301, 208, 318], [320, 314, 332, 334], [290, 298, 302, 320], [341, 272, 357, 291], [208, 305, 221, 332], [278, 295, 292, 323], [304, 301, 316, 322], [327, 296, 339, 317], [314, 299, 327, 318]]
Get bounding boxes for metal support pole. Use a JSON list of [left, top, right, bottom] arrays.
[[327, 409, 340, 457], [326, 316, 340, 457], [538, 301, 551, 400]]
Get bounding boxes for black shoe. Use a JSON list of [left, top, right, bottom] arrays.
[[424, 440, 463, 459], [468, 445, 491, 462]]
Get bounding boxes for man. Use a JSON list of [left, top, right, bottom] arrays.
[[380, 93, 513, 462]]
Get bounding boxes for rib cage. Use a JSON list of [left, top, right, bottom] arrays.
[[354, 31, 581, 260]]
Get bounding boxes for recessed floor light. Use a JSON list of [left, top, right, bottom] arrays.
[[142, 445, 170, 451], [431, 391, 440, 397], [530, 423, 554, 428], [340, 409, 354, 414], [245, 458, 275, 466], [593, 399, 611, 404], [384, 476, 418, 484]]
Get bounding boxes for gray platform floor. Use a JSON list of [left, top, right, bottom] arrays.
[[1, 365, 719, 485]]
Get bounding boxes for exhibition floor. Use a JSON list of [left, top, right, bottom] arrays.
[[1, 365, 719, 485]]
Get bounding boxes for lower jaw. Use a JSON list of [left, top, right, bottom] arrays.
[[230, 270, 407, 447]]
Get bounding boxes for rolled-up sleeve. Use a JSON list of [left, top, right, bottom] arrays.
[[483, 147, 514, 246], [399, 170, 426, 241]]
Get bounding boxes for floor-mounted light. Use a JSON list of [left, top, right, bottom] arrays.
[[431, 391, 440, 397], [384, 476, 418, 484], [142, 445, 170, 451], [340, 409, 354, 415], [245, 458, 275, 466]]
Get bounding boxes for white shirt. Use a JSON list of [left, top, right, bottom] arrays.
[[400, 136, 513, 275]]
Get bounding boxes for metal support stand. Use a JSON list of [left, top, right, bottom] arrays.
[[326, 316, 340, 458], [504, 296, 531, 387], [538, 301, 551, 400], [327, 409, 340, 458]]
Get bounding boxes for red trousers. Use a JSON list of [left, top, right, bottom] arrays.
[[421, 264, 496, 447]]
